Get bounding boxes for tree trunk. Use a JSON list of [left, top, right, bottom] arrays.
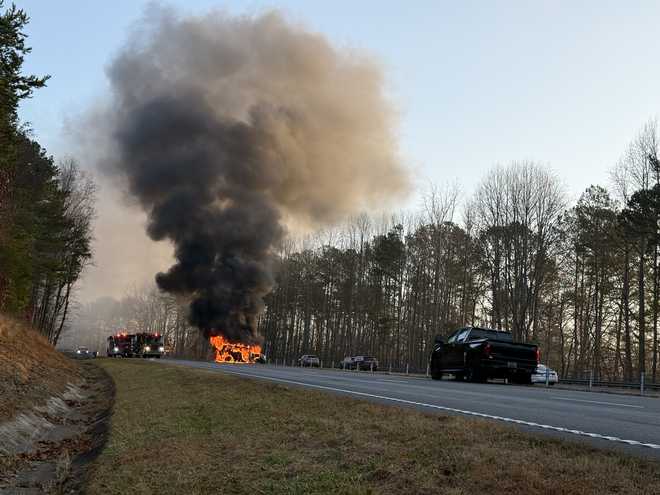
[[653, 244, 658, 382], [624, 246, 633, 381], [639, 238, 647, 376], [53, 282, 72, 346]]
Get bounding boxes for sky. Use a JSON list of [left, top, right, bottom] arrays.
[[13, 0, 660, 300]]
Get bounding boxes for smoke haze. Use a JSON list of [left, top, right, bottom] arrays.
[[97, 7, 409, 342]]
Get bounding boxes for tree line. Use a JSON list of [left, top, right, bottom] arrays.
[[79, 120, 660, 385], [260, 123, 660, 382], [0, 2, 95, 344]]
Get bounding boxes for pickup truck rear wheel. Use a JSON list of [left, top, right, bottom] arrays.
[[511, 372, 532, 385], [466, 367, 484, 383]]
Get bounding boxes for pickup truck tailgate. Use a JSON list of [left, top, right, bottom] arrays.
[[489, 341, 537, 369]]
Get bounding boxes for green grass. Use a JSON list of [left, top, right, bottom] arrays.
[[87, 359, 660, 495]]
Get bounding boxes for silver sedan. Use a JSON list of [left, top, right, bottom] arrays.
[[532, 364, 558, 385]]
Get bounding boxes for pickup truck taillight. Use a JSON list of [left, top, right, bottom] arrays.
[[535, 348, 540, 363], [483, 343, 492, 358]]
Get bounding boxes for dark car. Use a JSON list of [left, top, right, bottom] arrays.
[[298, 355, 320, 367], [343, 355, 379, 371], [254, 353, 267, 364], [430, 327, 538, 384]]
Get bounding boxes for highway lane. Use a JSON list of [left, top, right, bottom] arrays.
[[162, 359, 660, 459]]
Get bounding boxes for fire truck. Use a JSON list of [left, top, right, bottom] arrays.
[[107, 333, 131, 357], [107, 332, 165, 358]]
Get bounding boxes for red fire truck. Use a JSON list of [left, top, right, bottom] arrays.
[[107, 332, 165, 358]]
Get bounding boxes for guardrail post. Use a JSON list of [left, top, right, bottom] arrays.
[[589, 370, 593, 391], [406, 363, 409, 375], [388, 363, 392, 375], [545, 367, 549, 387], [370, 362, 374, 373], [320, 360, 323, 369], [426, 363, 430, 378], [641, 371, 646, 396]]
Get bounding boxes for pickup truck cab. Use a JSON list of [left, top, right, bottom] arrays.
[[430, 327, 539, 384]]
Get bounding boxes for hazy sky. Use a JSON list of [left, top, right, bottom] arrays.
[[13, 1, 660, 300], [17, 0, 660, 203]]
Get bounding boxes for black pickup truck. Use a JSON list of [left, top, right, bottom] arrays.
[[430, 327, 539, 384]]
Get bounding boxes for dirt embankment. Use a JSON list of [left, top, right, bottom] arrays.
[[0, 316, 114, 494], [0, 315, 79, 422]]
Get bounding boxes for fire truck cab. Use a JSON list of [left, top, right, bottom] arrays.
[[134, 333, 165, 358], [107, 333, 132, 357], [107, 332, 165, 358]]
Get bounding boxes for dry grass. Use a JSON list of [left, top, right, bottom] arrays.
[[0, 314, 79, 422], [87, 359, 660, 495]]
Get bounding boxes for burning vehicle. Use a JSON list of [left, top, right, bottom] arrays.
[[209, 335, 263, 364]]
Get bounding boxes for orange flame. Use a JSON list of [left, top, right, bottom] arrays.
[[210, 335, 262, 364]]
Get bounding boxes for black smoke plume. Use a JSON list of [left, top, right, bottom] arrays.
[[102, 7, 409, 343]]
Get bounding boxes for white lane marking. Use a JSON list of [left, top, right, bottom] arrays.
[[217, 368, 660, 451], [556, 397, 643, 409]]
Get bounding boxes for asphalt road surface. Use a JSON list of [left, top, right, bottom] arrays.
[[163, 359, 660, 459]]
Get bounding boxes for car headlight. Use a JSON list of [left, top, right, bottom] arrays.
[[113, 347, 119, 352], [158, 346, 164, 352], [76, 350, 81, 354], [144, 346, 151, 352]]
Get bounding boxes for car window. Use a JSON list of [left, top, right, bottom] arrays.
[[455, 330, 469, 343], [466, 328, 513, 341], [447, 330, 461, 344]]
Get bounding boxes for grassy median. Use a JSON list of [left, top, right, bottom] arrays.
[[87, 359, 660, 495]]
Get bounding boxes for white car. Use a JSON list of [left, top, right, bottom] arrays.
[[532, 364, 558, 385]]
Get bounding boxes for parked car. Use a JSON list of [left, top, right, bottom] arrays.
[[356, 356, 379, 371], [429, 327, 539, 384], [532, 364, 558, 385], [298, 355, 320, 367], [343, 355, 379, 371]]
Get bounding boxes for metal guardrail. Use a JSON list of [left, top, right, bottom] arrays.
[[558, 378, 660, 391], [269, 358, 660, 394]]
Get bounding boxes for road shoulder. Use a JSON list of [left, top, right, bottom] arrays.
[[85, 359, 660, 495]]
